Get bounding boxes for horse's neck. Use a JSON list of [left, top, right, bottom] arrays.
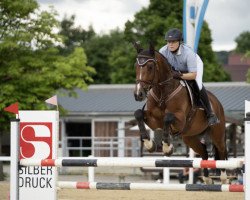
[[156, 53, 172, 81], [153, 54, 179, 95]]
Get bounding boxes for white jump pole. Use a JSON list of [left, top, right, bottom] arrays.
[[10, 118, 20, 200], [20, 157, 243, 169]]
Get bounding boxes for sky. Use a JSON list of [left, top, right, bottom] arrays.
[[37, 0, 250, 51]]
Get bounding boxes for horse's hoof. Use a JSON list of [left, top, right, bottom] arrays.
[[162, 142, 174, 156], [203, 177, 213, 184], [143, 139, 156, 152]]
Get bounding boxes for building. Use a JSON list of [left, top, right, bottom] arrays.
[[1, 82, 249, 158], [58, 82, 250, 158], [224, 53, 250, 81]]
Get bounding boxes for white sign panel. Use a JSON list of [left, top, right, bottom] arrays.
[[19, 111, 58, 200], [245, 101, 250, 200]]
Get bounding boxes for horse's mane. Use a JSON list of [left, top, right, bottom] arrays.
[[156, 51, 173, 70]]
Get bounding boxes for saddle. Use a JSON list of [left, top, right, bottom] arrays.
[[177, 80, 205, 134]]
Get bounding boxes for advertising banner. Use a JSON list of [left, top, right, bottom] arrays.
[[19, 111, 58, 200], [183, 0, 209, 52]]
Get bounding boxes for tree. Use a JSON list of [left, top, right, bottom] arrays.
[[58, 16, 125, 84], [197, 22, 230, 82], [57, 0, 230, 84], [124, 0, 182, 48], [245, 50, 250, 83], [0, 0, 95, 180], [235, 31, 250, 53], [83, 30, 121, 83], [118, 0, 229, 83], [234, 31, 250, 82], [109, 41, 136, 83], [58, 15, 96, 55]]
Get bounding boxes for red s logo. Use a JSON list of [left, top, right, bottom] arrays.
[[20, 123, 53, 159]]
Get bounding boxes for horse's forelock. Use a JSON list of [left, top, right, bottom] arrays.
[[138, 50, 154, 58]]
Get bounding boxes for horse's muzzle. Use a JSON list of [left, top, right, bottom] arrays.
[[134, 83, 147, 101], [134, 90, 146, 101]]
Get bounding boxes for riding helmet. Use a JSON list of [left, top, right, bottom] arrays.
[[165, 28, 183, 41]]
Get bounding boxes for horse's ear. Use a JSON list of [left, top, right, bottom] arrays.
[[132, 41, 143, 54], [149, 42, 155, 57]]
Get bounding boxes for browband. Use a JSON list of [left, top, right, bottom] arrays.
[[136, 57, 156, 66]]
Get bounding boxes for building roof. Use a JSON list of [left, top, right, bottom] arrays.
[[58, 82, 250, 121]]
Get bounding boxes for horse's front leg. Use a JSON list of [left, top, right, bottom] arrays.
[[162, 113, 175, 156], [134, 109, 156, 152]]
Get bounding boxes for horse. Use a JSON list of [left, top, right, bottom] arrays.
[[133, 42, 227, 184]]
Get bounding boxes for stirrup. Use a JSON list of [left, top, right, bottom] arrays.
[[207, 113, 220, 126]]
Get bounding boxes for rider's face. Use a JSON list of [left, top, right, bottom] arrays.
[[167, 40, 180, 52]]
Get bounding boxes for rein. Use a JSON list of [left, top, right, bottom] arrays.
[[150, 81, 184, 107], [136, 53, 178, 106]]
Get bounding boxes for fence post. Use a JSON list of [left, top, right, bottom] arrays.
[[88, 155, 95, 182], [10, 118, 20, 200], [188, 148, 194, 184], [244, 100, 250, 200]]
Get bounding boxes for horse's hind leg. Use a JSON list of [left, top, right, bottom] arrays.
[[214, 146, 227, 184], [182, 135, 213, 184], [210, 128, 228, 184], [134, 109, 156, 152]]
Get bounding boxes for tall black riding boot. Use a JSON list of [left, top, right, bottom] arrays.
[[200, 86, 219, 126]]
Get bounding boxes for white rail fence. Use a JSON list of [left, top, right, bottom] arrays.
[[61, 136, 141, 157]]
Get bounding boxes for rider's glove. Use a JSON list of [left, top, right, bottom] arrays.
[[172, 71, 183, 79]]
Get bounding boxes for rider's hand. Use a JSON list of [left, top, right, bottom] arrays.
[[172, 71, 183, 79]]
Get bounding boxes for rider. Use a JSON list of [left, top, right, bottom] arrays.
[[159, 28, 219, 126]]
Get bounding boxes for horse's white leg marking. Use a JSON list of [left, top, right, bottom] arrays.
[[143, 139, 153, 150], [162, 142, 173, 155], [220, 170, 228, 184], [203, 176, 213, 184]]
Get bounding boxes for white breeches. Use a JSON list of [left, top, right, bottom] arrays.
[[196, 55, 203, 90]]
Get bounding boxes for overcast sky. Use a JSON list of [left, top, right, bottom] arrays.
[[37, 0, 250, 51]]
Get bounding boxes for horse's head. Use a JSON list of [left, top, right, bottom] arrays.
[[133, 42, 157, 101], [133, 42, 173, 101]]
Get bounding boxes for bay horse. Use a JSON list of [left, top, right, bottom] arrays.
[[133, 43, 227, 184]]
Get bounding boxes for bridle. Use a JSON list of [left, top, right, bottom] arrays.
[[135, 52, 183, 107], [136, 55, 157, 88], [135, 54, 173, 90]]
